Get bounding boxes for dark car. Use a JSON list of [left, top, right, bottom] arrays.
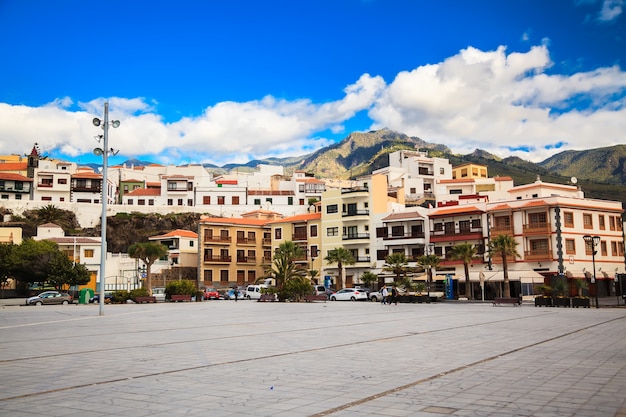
[[26, 291, 73, 306], [90, 293, 113, 304]]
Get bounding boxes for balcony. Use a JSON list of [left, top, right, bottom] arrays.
[[342, 233, 370, 241], [524, 250, 551, 261], [383, 232, 425, 240], [522, 222, 550, 234], [236, 237, 256, 245], [342, 209, 369, 217], [204, 256, 232, 263], [490, 225, 514, 235], [203, 236, 231, 244], [353, 256, 371, 263], [430, 227, 483, 242], [292, 233, 308, 241], [262, 238, 272, 246], [73, 186, 101, 192], [236, 256, 257, 264], [341, 186, 369, 195], [38, 183, 54, 188]]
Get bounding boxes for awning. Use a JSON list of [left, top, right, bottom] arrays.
[[467, 270, 545, 283]]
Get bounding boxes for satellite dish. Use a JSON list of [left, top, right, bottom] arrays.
[[571, 177, 578, 184]]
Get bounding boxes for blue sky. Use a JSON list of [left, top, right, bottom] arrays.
[[0, 0, 625, 167]]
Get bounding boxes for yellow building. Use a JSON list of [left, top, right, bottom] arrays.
[[268, 212, 323, 283], [452, 163, 488, 180], [198, 210, 280, 288]]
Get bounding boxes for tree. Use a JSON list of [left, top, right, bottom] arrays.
[[266, 241, 307, 290], [128, 242, 169, 294], [488, 234, 520, 298], [46, 252, 91, 291], [359, 271, 378, 290], [383, 252, 408, 283], [417, 254, 440, 297], [0, 243, 16, 297], [10, 239, 60, 285], [324, 247, 355, 289], [449, 243, 477, 299]]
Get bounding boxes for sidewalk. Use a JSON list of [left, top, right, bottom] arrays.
[[0, 301, 625, 416]]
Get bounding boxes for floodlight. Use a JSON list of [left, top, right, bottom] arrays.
[[111, 120, 120, 128], [93, 148, 103, 156], [92, 118, 101, 127]]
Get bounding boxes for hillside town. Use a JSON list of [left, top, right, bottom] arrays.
[[1, 145, 624, 303]]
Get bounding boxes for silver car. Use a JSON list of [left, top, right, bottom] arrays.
[[26, 291, 73, 306]]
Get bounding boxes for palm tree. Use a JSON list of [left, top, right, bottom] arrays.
[[324, 247, 355, 289], [128, 242, 169, 294], [266, 241, 306, 290], [417, 254, 440, 298], [488, 234, 520, 298], [449, 243, 477, 299], [383, 252, 408, 284]]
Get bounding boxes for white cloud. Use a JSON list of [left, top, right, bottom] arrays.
[[0, 45, 624, 166], [368, 44, 626, 162], [598, 0, 624, 21]]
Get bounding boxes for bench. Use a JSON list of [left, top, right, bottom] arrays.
[[170, 294, 192, 302], [258, 294, 276, 302], [492, 297, 521, 306], [134, 296, 157, 303], [304, 294, 327, 302]]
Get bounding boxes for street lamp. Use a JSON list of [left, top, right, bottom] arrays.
[[583, 235, 600, 309], [93, 102, 120, 316]]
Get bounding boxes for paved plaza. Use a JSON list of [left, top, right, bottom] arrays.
[[0, 299, 625, 417]]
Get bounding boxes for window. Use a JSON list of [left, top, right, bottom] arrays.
[[124, 185, 129, 192], [376, 227, 388, 238], [138, 199, 145, 206], [15, 194, 22, 200], [565, 239, 575, 255], [275, 228, 282, 240], [299, 199, 305, 205], [326, 204, 338, 214], [84, 249, 94, 258], [187, 199, 193, 206], [583, 213, 593, 229], [599, 215, 605, 230], [248, 270, 256, 282], [254, 198, 261, 205], [220, 270, 229, 282], [440, 167, 445, 174], [377, 250, 388, 261], [391, 225, 404, 237], [203, 196, 211, 204], [189, 240, 194, 248], [601, 241, 607, 256], [232, 196, 239, 205], [1, 194, 9, 200], [149, 199, 154, 206], [58, 178, 67, 184], [471, 219, 481, 228], [310, 225, 318, 237], [187, 182, 193, 191], [203, 270, 213, 282], [310, 245, 318, 258], [178, 199, 183, 206], [218, 196, 225, 205], [168, 199, 173, 206], [611, 241, 618, 256], [327, 227, 338, 237], [563, 211, 574, 227], [127, 199, 133, 205], [42, 196, 52, 201], [288, 197, 293, 205]]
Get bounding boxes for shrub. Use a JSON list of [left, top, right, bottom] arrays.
[[112, 290, 131, 303], [165, 280, 197, 299], [281, 276, 312, 301], [129, 288, 150, 302]]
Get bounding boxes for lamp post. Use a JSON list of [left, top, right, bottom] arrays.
[[92, 102, 120, 316], [583, 235, 600, 309]]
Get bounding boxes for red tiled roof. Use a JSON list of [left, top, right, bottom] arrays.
[[429, 205, 484, 217], [150, 229, 198, 239], [200, 217, 270, 226], [0, 172, 32, 181], [267, 212, 321, 224], [216, 179, 238, 185], [0, 162, 28, 171], [72, 172, 102, 179], [126, 188, 161, 196], [382, 211, 424, 221]]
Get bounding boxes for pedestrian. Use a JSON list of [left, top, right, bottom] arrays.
[[391, 286, 398, 305], [381, 285, 388, 305], [234, 287, 239, 302]]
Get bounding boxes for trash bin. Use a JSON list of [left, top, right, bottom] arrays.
[[79, 288, 94, 304]]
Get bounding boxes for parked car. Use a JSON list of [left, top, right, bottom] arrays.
[[329, 288, 368, 301], [223, 288, 245, 300], [312, 285, 327, 296], [89, 292, 113, 304], [245, 284, 268, 300], [369, 291, 383, 302], [152, 287, 166, 302], [26, 291, 73, 306], [203, 287, 220, 300]]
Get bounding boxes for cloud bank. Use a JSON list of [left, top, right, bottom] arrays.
[[0, 44, 625, 166]]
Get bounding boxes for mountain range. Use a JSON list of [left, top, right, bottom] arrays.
[[120, 129, 626, 207]]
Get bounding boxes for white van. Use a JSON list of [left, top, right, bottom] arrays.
[[152, 288, 166, 302], [245, 284, 268, 300]]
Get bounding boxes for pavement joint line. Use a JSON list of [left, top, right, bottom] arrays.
[[0, 310, 598, 404], [308, 314, 626, 417], [0, 308, 553, 365]]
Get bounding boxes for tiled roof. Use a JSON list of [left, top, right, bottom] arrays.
[[0, 162, 28, 171], [382, 211, 424, 221], [268, 212, 321, 224], [200, 217, 270, 226], [150, 229, 198, 239], [0, 173, 32, 181], [429, 205, 484, 217], [126, 188, 161, 196]]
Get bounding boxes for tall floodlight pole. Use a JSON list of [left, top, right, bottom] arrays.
[[93, 102, 120, 316]]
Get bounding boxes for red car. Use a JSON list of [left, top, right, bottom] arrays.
[[203, 287, 220, 300]]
